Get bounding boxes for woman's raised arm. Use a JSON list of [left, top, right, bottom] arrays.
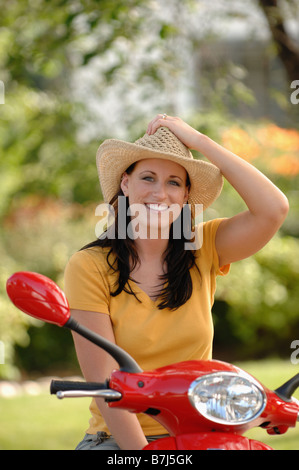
[[147, 115, 289, 266]]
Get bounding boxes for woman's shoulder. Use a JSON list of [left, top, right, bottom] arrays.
[[192, 217, 226, 251], [66, 244, 113, 271], [202, 217, 226, 237], [193, 218, 230, 275]]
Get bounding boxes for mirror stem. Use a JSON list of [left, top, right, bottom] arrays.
[[64, 317, 142, 373]]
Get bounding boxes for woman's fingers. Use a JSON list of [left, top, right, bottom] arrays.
[[147, 114, 174, 135], [146, 115, 200, 149]]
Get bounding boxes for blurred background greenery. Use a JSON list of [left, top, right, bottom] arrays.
[[0, 0, 299, 385]]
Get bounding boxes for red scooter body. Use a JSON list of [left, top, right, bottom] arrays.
[[143, 433, 272, 450], [6, 272, 299, 450], [107, 361, 298, 450]]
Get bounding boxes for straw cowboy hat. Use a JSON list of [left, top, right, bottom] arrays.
[[96, 125, 223, 211]]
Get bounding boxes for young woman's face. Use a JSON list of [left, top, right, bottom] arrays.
[[120, 158, 190, 237]]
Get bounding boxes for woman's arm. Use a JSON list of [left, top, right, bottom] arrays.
[[70, 309, 148, 450], [147, 115, 289, 266]]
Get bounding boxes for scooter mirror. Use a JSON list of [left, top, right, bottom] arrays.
[[6, 272, 70, 327], [6, 271, 142, 373]]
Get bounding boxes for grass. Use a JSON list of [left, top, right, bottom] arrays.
[[0, 393, 91, 450], [0, 359, 298, 450]]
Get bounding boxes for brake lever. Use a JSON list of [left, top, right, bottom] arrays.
[[56, 389, 122, 401]]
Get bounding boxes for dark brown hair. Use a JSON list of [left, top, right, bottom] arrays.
[[81, 163, 200, 310]]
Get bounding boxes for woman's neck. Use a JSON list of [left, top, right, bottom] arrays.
[[133, 237, 169, 263]]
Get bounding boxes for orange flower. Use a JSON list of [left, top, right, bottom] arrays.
[[221, 127, 261, 161], [257, 124, 299, 152], [222, 123, 299, 177], [271, 155, 299, 176]]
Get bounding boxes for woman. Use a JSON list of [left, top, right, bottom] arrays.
[[64, 114, 289, 450]]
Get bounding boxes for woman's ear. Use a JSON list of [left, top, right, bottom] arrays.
[[184, 186, 190, 204], [120, 172, 129, 196]]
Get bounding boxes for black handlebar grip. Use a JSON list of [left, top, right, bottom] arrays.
[[50, 379, 108, 395]]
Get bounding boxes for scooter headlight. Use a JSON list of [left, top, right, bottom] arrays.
[[188, 372, 266, 425]]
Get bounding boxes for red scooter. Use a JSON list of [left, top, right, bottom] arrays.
[[6, 271, 299, 450]]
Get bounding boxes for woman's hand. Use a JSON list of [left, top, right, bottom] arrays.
[[147, 114, 201, 150]]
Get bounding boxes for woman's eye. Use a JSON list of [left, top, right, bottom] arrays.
[[141, 176, 181, 186], [142, 176, 154, 182]]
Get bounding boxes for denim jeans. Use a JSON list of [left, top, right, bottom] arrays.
[[75, 431, 169, 450]]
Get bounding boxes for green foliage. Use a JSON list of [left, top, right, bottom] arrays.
[[0, 197, 96, 378], [214, 233, 299, 359], [0, 241, 41, 379], [0, 0, 151, 215]]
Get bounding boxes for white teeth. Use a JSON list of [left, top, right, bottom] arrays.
[[146, 204, 168, 211]]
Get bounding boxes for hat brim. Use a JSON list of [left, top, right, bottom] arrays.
[[96, 138, 223, 211]]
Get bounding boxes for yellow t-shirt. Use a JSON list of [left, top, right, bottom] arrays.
[[64, 218, 229, 436]]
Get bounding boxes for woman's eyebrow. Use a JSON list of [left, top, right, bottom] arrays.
[[169, 175, 184, 181], [139, 170, 156, 175]]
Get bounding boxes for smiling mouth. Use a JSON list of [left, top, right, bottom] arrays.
[[145, 203, 169, 212]]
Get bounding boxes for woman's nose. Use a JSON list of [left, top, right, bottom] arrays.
[[152, 183, 167, 200]]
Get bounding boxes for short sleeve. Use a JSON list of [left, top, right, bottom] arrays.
[[64, 249, 110, 314], [202, 218, 230, 277]]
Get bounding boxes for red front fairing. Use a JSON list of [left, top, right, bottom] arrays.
[[143, 433, 273, 450], [108, 359, 298, 441], [109, 360, 267, 435]]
